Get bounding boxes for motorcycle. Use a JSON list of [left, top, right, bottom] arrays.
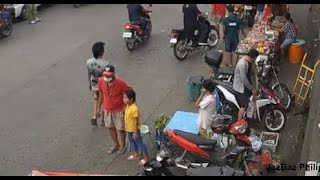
[[123, 5, 152, 51], [206, 49, 292, 112], [169, 14, 219, 61], [0, 10, 12, 38], [215, 78, 287, 132]]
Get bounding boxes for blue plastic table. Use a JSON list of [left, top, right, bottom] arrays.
[[164, 111, 200, 135]]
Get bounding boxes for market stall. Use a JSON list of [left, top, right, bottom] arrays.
[[235, 17, 281, 63]]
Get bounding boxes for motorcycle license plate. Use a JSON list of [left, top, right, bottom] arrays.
[[122, 32, 132, 38], [170, 38, 177, 44], [245, 6, 253, 10]]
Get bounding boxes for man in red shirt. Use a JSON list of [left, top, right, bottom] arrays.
[[211, 4, 226, 27], [97, 64, 132, 155]]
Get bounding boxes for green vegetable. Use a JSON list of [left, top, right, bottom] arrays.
[[154, 114, 171, 130]]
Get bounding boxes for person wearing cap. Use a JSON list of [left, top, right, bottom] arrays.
[[97, 64, 133, 155], [223, 5, 245, 68], [87, 42, 110, 126]]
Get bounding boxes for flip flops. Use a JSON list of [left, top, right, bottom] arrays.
[[138, 159, 148, 166], [108, 147, 119, 154], [117, 147, 127, 155], [127, 155, 141, 161]]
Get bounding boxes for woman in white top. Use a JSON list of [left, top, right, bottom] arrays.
[[195, 79, 217, 138]]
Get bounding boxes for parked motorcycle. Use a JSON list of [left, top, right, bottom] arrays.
[[170, 14, 219, 61], [206, 49, 292, 112], [123, 5, 152, 51], [215, 79, 287, 132], [0, 10, 12, 38]]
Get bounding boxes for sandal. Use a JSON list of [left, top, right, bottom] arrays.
[[108, 147, 119, 154], [117, 147, 127, 155], [127, 155, 141, 161], [138, 159, 148, 166], [91, 118, 97, 126]]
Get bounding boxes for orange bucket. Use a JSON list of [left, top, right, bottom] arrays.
[[289, 39, 305, 64]]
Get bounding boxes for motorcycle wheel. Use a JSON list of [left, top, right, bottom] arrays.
[[272, 83, 292, 112], [73, 4, 81, 8], [126, 38, 136, 51], [207, 28, 219, 48], [263, 108, 286, 132], [0, 19, 12, 38], [173, 39, 189, 61]]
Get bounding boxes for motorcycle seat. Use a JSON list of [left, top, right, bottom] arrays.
[[186, 166, 236, 176], [218, 67, 234, 75], [214, 80, 237, 95], [173, 129, 217, 147]]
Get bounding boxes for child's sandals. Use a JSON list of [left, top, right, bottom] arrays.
[[127, 155, 140, 161], [138, 159, 148, 166]]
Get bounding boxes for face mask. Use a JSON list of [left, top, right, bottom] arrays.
[[104, 77, 113, 82]]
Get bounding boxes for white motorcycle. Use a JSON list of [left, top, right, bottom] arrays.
[[214, 78, 287, 132]]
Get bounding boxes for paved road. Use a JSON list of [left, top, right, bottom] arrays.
[[0, 4, 221, 175], [0, 4, 305, 176]]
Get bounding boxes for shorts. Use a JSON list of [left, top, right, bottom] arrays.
[[104, 111, 125, 130], [225, 38, 239, 53], [91, 85, 99, 100], [280, 38, 296, 49], [235, 89, 251, 108]]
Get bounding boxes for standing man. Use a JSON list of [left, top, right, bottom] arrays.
[[223, 5, 245, 68], [233, 49, 259, 121], [97, 65, 132, 155], [255, 4, 265, 22], [87, 42, 110, 126], [27, 4, 41, 24]]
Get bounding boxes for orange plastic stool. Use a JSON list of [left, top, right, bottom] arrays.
[[289, 39, 305, 64]]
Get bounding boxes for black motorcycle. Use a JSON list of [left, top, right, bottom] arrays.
[[170, 15, 220, 61], [0, 10, 12, 38]]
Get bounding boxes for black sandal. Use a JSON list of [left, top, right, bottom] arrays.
[[91, 118, 97, 126]]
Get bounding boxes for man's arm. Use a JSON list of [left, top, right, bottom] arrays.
[[239, 63, 253, 91], [97, 79, 104, 113]]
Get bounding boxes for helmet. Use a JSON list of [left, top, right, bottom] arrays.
[[211, 115, 234, 134]]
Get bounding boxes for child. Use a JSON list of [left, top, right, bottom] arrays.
[[195, 79, 217, 138], [123, 89, 150, 166]]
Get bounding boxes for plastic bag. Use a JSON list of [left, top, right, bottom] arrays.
[[249, 135, 262, 152], [246, 96, 256, 119]]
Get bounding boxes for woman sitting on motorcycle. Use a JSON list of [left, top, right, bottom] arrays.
[[195, 79, 217, 138]]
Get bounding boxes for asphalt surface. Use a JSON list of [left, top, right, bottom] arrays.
[[0, 4, 305, 176], [0, 4, 216, 176]]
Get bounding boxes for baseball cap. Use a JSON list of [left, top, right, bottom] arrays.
[[103, 64, 115, 76]]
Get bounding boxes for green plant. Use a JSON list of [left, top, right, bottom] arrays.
[[154, 114, 171, 130]]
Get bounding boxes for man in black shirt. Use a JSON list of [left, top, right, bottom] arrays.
[[127, 4, 149, 38], [182, 4, 209, 45]]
